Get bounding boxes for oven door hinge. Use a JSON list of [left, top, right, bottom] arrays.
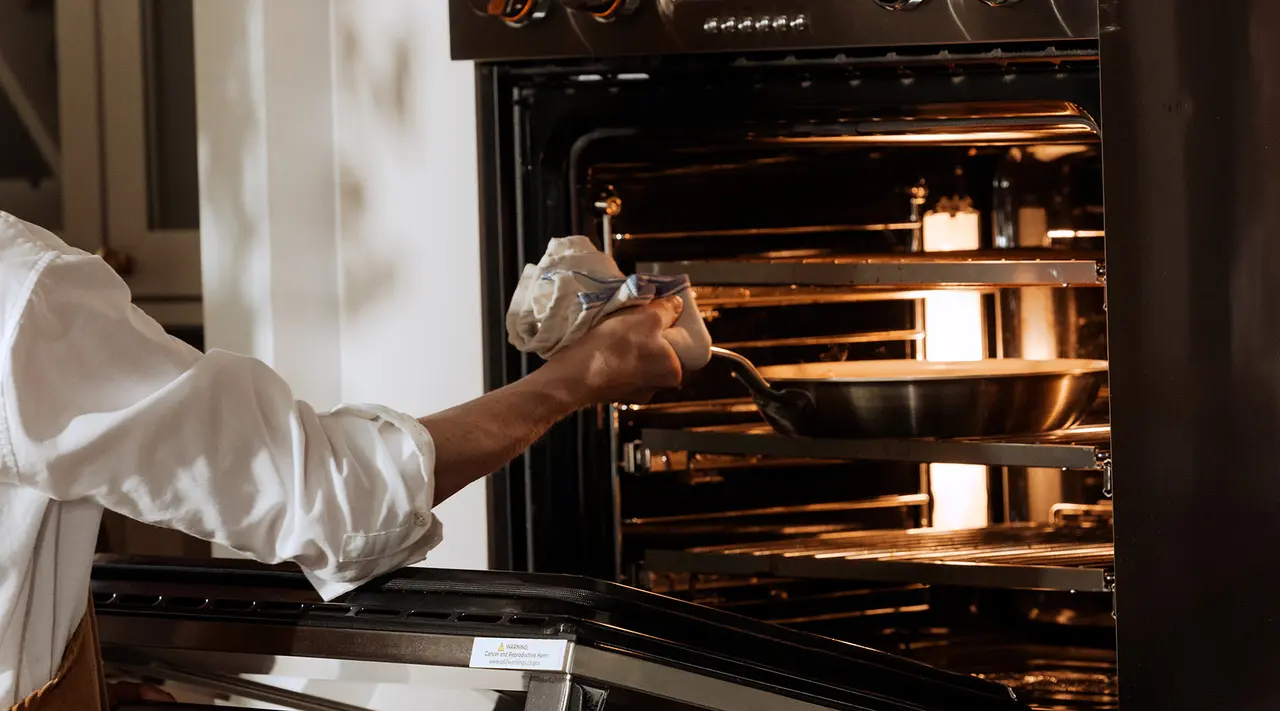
[[1099, 455, 1113, 498], [1106, 572, 1117, 620], [622, 441, 651, 474]]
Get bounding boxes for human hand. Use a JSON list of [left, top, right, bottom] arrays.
[[550, 296, 685, 405]]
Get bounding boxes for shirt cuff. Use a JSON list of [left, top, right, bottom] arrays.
[[305, 515, 445, 600], [305, 403, 443, 600]]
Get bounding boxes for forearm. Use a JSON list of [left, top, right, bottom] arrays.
[[422, 361, 591, 503]]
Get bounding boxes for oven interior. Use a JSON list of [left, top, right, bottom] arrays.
[[492, 51, 1113, 711]]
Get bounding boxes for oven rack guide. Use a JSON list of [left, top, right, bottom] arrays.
[[636, 425, 1111, 472]]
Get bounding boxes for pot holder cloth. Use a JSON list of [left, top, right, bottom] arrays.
[[506, 235, 712, 370]]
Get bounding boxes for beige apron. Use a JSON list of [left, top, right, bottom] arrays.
[[8, 600, 109, 711]]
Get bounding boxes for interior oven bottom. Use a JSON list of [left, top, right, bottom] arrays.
[[643, 572, 1117, 711]]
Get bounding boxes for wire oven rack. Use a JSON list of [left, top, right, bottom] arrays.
[[645, 525, 1114, 592], [639, 250, 1105, 288], [640, 423, 1111, 471]]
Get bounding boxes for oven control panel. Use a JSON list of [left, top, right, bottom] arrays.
[[451, 0, 1098, 62]]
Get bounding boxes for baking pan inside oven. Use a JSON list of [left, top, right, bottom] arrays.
[[637, 297, 920, 408]]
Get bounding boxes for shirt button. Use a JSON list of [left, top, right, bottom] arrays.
[[413, 511, 430, 527]]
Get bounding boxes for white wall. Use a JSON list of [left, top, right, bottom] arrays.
[[195, 0, 490, 707], [330, 0, 487, 571]]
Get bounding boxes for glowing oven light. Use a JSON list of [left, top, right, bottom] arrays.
[[921, 202, 988, 531], [1047, 229, 1105, 240]]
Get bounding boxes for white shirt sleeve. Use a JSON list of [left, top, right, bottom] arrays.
[[0, 225, 442, 600]]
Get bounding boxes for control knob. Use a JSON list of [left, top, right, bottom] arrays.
[[559, 0, 640, 21], [978, 0, 1021, 4], [474, 0, 551, 27], [875, 0, 925, 9]]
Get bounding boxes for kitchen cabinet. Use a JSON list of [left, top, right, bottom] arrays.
[[0, 0, 201, 326], [2, 0, 204, 557]]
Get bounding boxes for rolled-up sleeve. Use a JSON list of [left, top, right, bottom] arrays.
[[0, 245, 442, 600]]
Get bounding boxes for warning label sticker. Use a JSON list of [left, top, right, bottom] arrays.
[[468, 638, 570, 671]]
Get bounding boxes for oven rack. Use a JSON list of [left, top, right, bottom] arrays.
[[640, 250, 1104, 288], [639, 424, 1110, 471], [692, 285, 945, 309], [644, 525, 1114, 593], [623, 493, 930, 538]]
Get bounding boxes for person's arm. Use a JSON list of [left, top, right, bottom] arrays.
[[0, 217, 682, 598], [423, 365, 584, 503], [424, 296, 684, 502]]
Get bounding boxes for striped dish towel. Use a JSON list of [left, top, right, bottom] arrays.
[[506, 235, 712, 369]]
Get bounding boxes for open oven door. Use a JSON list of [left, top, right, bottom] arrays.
[[93, 556, 1029, 711]]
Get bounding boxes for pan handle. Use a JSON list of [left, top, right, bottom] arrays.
[[711, 347, 816, 437], [710, 346, 776, 397]]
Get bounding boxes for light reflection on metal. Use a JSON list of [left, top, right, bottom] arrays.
[[1047, 229, 1105, 239], [617, 222, 920, 241]]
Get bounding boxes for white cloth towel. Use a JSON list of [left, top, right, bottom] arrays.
[[506, 235, 713, 370]]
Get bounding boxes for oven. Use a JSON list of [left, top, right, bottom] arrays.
[[62, 1, 1271, 708], [453, 2, 1119, 710]]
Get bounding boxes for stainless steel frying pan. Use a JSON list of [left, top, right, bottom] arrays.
[[711, 347, 1108, 439]]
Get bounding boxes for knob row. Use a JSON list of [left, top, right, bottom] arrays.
[[703, 14, 809, 34]]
